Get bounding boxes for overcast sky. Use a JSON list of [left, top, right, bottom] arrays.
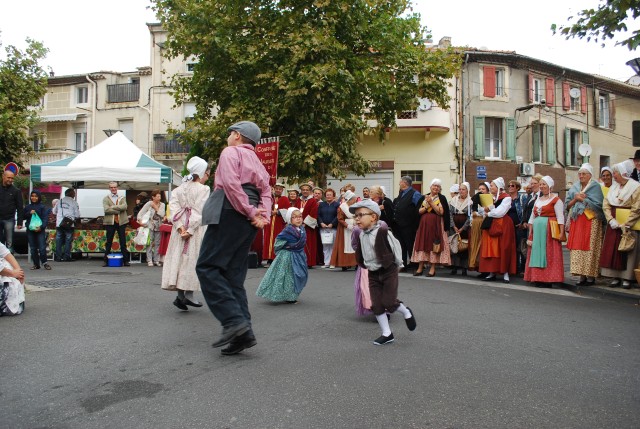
[[1, 0, 637, 81]]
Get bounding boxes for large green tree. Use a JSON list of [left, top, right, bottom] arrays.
[[0, 37, 49, 167], [552, 0, 640, 50], [153, 0, 460, 184]]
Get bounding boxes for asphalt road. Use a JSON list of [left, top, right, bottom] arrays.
[[1, 256, 639, 429]]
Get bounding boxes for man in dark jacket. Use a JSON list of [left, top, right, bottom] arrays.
[[0, 170, 24, 253], [630, 150, 640, 182], [392, 176, 424, 271]]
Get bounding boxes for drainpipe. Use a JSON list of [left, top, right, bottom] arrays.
[[555, 70, 565, 168], [85, 75, 97, 149], [461, 54, 469, 183]]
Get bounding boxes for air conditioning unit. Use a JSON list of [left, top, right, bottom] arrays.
[[520, 162, 535, 176]]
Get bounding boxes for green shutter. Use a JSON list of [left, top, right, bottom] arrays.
[[532, 124, 540, 162], [546, 124, 556, 164], [474, 116, 485, 159], [565, 128, 571, 166], [505, 117, 516, 160], [582, 131, 590, 163]]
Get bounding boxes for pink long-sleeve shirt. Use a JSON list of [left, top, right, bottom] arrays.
[[213, 143, 272, 222]]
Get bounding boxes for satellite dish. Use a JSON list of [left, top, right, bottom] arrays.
[[418, 98, 432, 111], [569, 88, 581, 98], [578, 144, 592, 157]]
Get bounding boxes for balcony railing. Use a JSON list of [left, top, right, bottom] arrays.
[[107, 83, 140, 103], [154, 135, 190, 154]]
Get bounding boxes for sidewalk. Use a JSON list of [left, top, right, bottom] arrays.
[[561, 247, 640, 302]]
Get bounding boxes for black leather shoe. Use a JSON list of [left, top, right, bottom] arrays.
[[102, 261, 109, 267], [412, 270, 423, 276], [212, 323, 250, 348], [123, 262, 130, 267], [221, 332, 257, 355], [405, 307, 416, 331], [173, 297, 188, 311], [183, 298, 203, 307], [482, 275, 496, 282]]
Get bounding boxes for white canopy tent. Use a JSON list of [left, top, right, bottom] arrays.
[[30, 132, 182, 190]]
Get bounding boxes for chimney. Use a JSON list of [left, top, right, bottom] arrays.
[[439, 37, 452, 48]]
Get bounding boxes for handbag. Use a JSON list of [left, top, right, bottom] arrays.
[[488, 217, 503, 237], [320, 228, 334, 244], [159, 223, 172, 233], [618, 228, 636, 252], [139, 210, 151, 227], [59, 202, 75, 229], [28, 213, 43, 231], [449, 234, 459, 254], [133, 227, 150, 246], [432, 238, 442, 254], [457, 235, 469, 253]]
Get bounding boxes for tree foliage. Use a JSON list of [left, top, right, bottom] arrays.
[[152, 0, 460, 184], [551, 0, 640, 50], [0, 37, 49, 168]]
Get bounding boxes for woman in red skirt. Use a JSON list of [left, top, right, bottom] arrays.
[[479, 177, 516, 283], [524, 176, 566, 287]]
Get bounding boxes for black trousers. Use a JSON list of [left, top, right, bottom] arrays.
[[196, 208, 257, 330], [104, 223, 129, 260], [395, 225, 417, 266]]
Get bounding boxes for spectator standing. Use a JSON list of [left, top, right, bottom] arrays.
[[296, 183, 319, 267], [507, 180, 527, 274], [449, 182, 472, 276], [600, 161, 640, 289], [52, 189, 80, 262], [565, 163, 605, 286], [479, 178, 517, 283], [0, 170, 24, 252], [23, 190, 50, 270], [329, 190, 358, 270], [468, 182, 490, 273], [362, 187, 370, 200], [600, 166, 613, 197], [392, 176, 424, 271], [524, 176, 566, 287], [411, 179, 450, 277], [137, 189, 166, 267], [369, 185, 394, 228], [630, 150, 640, 182], [102, 182, 130, 267], [318, 187, 339, 267]]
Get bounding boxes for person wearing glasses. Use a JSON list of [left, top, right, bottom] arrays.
[[350, 199, 416, 346], [256, 207, 308, 303]]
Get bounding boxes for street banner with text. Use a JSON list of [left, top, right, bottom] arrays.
[[256, 137, 279, 186]]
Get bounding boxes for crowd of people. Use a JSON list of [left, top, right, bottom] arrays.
[[260, 162, 640, 291]]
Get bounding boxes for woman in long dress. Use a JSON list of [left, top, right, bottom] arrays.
[[565, 163, 605, 286], [256, 207, 308, 303], [599, 161, 640, 289], [524, 176, 566, 287], [161, 157, 211, 310], [479, 177, 516, 283], [448, 182, 472, 276], [468, 182, 489, 274], [411, 179, 451, 277], [329, 190, 358, 270]]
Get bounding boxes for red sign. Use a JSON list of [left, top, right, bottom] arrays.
[[255, 137, 279, 186]]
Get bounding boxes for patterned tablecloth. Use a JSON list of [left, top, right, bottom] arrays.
[[48, 229, 147, 253]]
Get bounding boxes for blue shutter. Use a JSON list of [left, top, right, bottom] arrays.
[[532, 124, 540, 162], [546, 124, 556, 164], [505, 118, 516, 160], [474, 116, 485, 159]]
